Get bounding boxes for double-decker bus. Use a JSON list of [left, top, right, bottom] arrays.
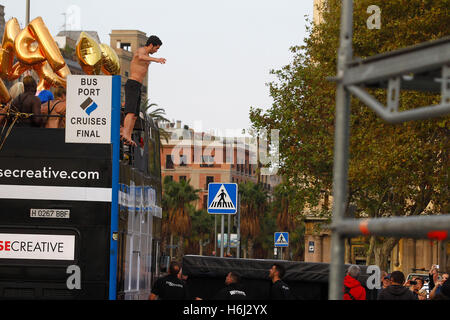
[[0, 109, 163, 300]]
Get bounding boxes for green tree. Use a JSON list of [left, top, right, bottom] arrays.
[[250, 0, 449, 271], [162, 176, 200, 261], [238, 181, 268, 258], [271, 182, 306, 260], [140, 99, 171, 143]]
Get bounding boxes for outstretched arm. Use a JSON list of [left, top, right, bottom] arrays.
[[137, 51, 166, 64]]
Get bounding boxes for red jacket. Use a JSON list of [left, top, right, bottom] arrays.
[[343, 275, 366, 300]]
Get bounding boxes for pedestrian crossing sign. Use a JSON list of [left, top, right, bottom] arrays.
[[274, 232, 289, 247], [207, 183, 238, 214]]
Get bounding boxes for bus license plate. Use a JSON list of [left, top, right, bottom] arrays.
[[30, 209, 70, 219]]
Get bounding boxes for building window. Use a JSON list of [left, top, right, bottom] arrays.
[[205, 176, 214, 189], [200, 155, 214, 167], [166, 155, 174, 169], [165, 175, 173, 182], [180, 155, 188, 166], [120, 43, 131, 51], [203, 195, 208, 209], [180, 176, 187, 182]]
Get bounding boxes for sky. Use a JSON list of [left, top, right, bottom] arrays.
[[1, 0, 313, 135]]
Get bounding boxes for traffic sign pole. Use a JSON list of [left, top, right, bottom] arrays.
[[237, 193, 240, 258], [227, 214, 231, 255], [220, 214, 225, 257], [214, 215, 217, 256]]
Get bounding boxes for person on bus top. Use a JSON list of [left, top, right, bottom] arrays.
[[149, 261, 190, 300], [40, 87, 66, 128], [10, 76, 43, 127], [120, 35, 166, 147]]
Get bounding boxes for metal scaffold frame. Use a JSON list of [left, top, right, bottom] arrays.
[[328, 0, 450, 300]]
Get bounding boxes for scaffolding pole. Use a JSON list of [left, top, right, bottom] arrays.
[[329, 0, 450, 300], [328, 0, 353, 301], [331, 215, 450, 239]]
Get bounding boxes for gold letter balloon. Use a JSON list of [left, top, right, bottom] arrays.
[[0, 17, 121, 102], [76, 32, 120, 76]]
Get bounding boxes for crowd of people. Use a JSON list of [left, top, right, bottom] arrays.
[[0, 76, 66, 129], [149, 261, 449, 301], [344, 264, 449, 301]]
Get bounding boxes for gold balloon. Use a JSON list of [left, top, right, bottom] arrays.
[[6, 61, 31, 81], [100, 43, 121, 75], [14, 24, 46, 65], [14, 17, 66, 72], [76, 32, 102, 75], [2, 18, 20, 51], [0, 48, 13, 79], [0, 18, 20, 79], [0, 79, 11, 104], [28, 17, 65, 72], [57, 64, 71, 79], [37, 79, 51, 92], [34, 61, 66, 90]]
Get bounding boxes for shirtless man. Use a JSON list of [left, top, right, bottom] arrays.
[[11, 76, 43, 127], [121, 35, 166, 146]]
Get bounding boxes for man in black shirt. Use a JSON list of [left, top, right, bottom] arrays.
[[213, 272, 248, 300], [269, 263, 294, 300], [149, 261, 189, 300]]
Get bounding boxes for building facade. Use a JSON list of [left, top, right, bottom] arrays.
[[159, 120, 280, 211]]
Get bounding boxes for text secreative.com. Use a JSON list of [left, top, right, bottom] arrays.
[[0, 167, 100, 180]]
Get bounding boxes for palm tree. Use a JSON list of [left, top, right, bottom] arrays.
[[272, 183, 297, 260], [273, 183, 296, 232], [162, 177, 200, 261], [238, 181, 268, 258], [140, 99, 171, 143], [189, 207, 214, 256]]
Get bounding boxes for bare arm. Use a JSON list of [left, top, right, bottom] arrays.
[[430, 280, 442, 300], [30, 97, 43, 127], [138, 54, 166, 64], [137, 48, 166, 64]]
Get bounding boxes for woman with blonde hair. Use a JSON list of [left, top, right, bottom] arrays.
[[9, 82, 24, 100]]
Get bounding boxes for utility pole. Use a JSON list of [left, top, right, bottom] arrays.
[[25, 0, 30, 25]]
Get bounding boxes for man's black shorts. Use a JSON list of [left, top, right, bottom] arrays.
[[124, 79, 142, 115]]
